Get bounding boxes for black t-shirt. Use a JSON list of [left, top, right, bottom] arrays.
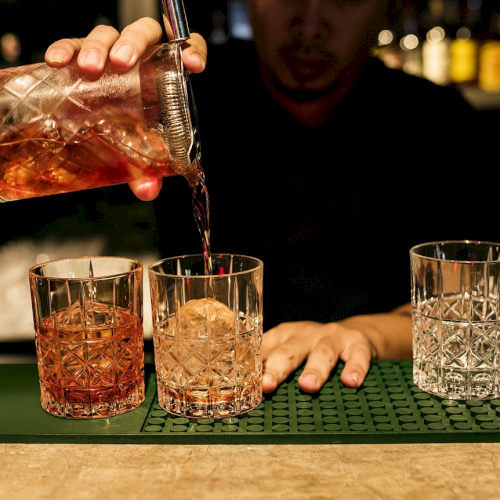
[[153, 39, 493, 330]]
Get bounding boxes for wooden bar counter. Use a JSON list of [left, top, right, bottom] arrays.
[[2, 442, 500, 499]]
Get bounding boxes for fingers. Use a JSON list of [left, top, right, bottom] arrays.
[[128, 177, 163, 201], [297, 341, 338, 393], [181, 33, 207, 74], [45, 17, 164, 73], [261, 322, 319, 393], [338, 336, 373, 389], [45, 19, 207, 78], [46, 25, 121, 73], [262, 321, 375, 394], [76, 25, 121, 73], [45, 38, 84, 67], [109, 17, 164, 69]]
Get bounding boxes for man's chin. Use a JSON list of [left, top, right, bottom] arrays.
[[272, 73, 338, 101]]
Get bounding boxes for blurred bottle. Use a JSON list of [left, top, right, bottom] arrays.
[[374, 28, 403, 70], [227, 0, 253, 40], [400, 1, 422, 77], [451, 32, 478, 84], [0, 33, 22, 69], [450, 1, 480, 84], [208, 9, 229, 45], [421, 0, 452, 85], [478, 8, 500, 92], [373, 1, 407, 72]]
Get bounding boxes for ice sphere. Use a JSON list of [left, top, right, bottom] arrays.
[[174, 298, 235, 339]]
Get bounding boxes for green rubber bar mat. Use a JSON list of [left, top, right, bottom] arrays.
[[3, 360, 500, 444]]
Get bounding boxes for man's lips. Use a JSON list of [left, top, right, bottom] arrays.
[[283, 53, 331, 80], [279, 43, 334, 79]]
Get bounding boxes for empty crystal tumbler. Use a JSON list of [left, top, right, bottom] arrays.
[[149, 254, 264, 418], [29, 256, 145, 418], [0, 42, 201, 201], [411, 240, 500, 400]]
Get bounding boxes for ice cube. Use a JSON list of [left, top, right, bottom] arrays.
[[92, 106, 169, 168], [56, 302, 84, 328], [56, 301, 114, 329], [3, 71, 39, 98]]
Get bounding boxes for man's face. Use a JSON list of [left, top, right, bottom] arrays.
[[247, 0, 389, 95]]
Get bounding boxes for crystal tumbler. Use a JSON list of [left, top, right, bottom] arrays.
[[411, 240, 500, 400], [29, 256, 145, 418], [149, 254, 264, 418]]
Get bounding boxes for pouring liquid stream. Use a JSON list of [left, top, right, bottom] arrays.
[[191, 165, 214, 293]]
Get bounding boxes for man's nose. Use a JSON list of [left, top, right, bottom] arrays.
[[302, 0, 328, 40]]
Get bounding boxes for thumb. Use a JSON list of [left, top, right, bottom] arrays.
[[128, 177, 163, 201]]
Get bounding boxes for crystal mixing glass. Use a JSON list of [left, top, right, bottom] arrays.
[[0, 0, 201, 201]]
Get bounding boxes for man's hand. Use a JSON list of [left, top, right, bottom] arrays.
[[261, 321, 375, 393], [45, 17, 208, 201], [261, 306, 413, 393], [45, 17, 207, 75]]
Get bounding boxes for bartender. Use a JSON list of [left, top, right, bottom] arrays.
[[45, 0, 485, 394]]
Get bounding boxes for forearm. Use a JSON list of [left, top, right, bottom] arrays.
[[338, 302, 413, 361]]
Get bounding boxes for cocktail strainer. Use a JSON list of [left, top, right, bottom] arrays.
[[158, 0, 202, 185]]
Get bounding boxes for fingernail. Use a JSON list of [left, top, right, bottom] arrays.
[[351, 373, 359, 385], [189, 53, 204, 70], [48, 49, 66, 64], [83, 50, 101, 68], [301, 373, 318, 385], [263, 373, 275, 388], [113, 44, 134, 64]]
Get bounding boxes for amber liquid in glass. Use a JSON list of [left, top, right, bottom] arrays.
[[35, 304, 145, 419], [0, 105, 176, 201], [154, 312, 262, 419]]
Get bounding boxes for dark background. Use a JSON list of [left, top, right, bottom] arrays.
[[0, 0, 220, 65], [1, 0, 498, 65], [0, 0, 499, 355], [1, 0, 499, 254], [0, 0, 119, 64]]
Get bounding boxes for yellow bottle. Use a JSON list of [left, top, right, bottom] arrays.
[[450, 29, 478, 84], [478, 40, 500, 92]]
